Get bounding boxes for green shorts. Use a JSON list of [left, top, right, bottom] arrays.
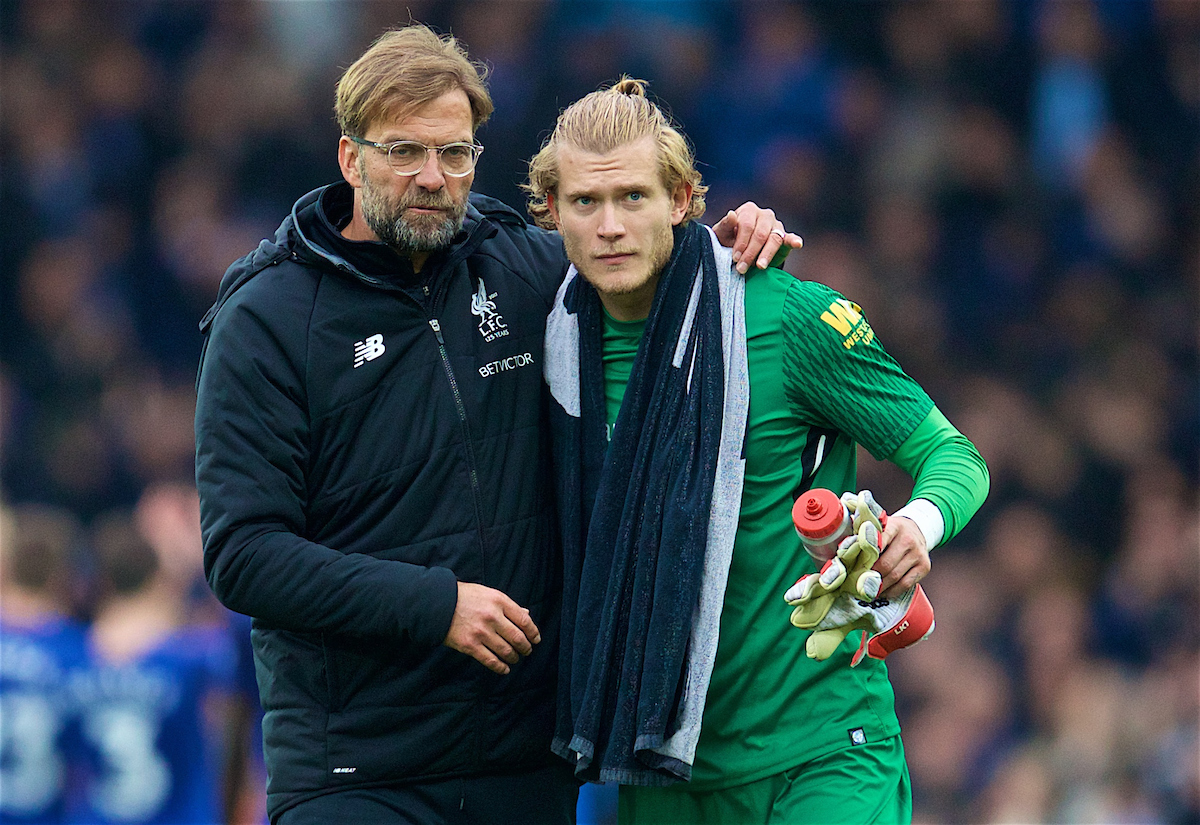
[[618, 735, 911, 825]]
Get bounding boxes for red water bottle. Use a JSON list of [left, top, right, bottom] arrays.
[[792, 489, 855, 563]]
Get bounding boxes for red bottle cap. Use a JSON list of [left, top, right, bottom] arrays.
[[792, 489, 845, 540]]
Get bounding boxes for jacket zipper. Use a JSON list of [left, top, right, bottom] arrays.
[[427, 318, 488, 578]]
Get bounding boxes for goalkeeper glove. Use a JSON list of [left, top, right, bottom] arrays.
[[802, 584, 935, 666], [785, 491, 887, 628]]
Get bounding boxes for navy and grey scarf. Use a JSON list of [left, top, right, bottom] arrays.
[[545, 220, 749, 785]]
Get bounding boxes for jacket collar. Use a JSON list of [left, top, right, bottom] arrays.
[[201, 182, 528, 334], [288, 182, 521, 291]]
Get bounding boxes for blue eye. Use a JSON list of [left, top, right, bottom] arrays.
[[628, 192, 643, 201], [577, 197, 593, 206]]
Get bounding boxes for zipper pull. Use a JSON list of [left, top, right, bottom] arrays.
[[422, 285, 431, 296], [428, 318, 445, 344]]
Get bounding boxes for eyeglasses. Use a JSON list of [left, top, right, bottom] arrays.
[[348, 136, 484, 178]]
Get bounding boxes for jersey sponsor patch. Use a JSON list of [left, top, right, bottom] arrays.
[[820, 298, 875, 350], [478, 352, 535, 378]]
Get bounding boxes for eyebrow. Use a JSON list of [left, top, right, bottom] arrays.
[[380, 137, 473, 146], [562, 183, 646, 201]]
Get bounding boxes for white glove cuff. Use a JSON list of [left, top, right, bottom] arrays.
[[892, 498, 945, 550]]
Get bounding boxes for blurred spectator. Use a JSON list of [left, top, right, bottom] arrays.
[[220, 610, 267, 825], [0, 2, 1196, 823], [1030, 0, 1110, 193], [0, 502, 87, 823], [134, 480, 268, 820], [67, 506, 237, 824], [452, 0, 557, 208]]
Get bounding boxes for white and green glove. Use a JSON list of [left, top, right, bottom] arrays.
[[785, 491, 887, 629], [801, 585, 936, 666], [784, 489, 937, 665]]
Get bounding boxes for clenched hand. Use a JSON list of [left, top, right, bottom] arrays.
[[443, 582, 541, 675], [875, 516, 930, 599]]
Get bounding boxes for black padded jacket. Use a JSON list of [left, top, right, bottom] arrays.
[[194, 183, 567, 817]]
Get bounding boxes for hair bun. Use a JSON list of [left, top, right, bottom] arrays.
[[611, 76, 648, 97]]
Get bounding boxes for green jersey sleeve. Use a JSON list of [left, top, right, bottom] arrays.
[[780, 280, 934, 460], [889, 407, 991, 544]]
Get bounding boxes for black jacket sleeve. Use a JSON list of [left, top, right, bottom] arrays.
[[194, 267, 458, 646]]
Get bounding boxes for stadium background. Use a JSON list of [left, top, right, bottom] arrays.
[[0, 1, 1196, 823]]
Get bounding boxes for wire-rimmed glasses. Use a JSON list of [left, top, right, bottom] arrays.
[[348, 136, 484, 178]]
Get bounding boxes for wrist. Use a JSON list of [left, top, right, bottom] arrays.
[[892, 498, 944, 549]]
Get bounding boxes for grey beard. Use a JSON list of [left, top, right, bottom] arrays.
[[362, 192, 467, 254]]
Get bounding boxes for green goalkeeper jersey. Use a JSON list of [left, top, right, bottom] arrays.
[[601, 264, 985, 790]]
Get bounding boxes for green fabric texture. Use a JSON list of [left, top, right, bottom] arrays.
[[779, 279, 933, 461], [597, 265, 984, 793], [600, 309, 646, 437], [619, 734, 911, 825], [887, 407, 990, 544]]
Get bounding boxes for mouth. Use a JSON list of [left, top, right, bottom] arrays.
[[596, 252, 635, 266]]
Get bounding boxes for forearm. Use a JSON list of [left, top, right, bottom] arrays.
[[888, 407, 990, 546], [203, 523, 458, 646], [196, 415, 459, 645]]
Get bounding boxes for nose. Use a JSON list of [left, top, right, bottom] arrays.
[[412, 151, 447, 191], [597, 203, 623, 239]]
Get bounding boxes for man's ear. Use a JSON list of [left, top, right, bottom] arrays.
[[338, 136, 363, 188], [547, 192, 563, 231], [670, 182, 693, 226]]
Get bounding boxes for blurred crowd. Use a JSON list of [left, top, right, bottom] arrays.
[[1, 1, 1196, 823]]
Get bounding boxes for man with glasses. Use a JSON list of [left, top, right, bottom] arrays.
[[194, 24, 797, 825]]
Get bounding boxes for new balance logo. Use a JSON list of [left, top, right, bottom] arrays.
[[353, 334, 385, 368]]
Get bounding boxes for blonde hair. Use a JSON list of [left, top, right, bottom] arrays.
[[525, 77, 707, 229], [335, 24, 493, 138]]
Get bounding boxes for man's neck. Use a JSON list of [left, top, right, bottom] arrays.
[[91, 581, 183, 665]]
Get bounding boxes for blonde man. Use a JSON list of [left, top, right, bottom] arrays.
[[535, 79, 989, 824], [196, 25, 796, 825]]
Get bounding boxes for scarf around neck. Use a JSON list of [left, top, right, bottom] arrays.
[[545, 220, 749, 785]]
